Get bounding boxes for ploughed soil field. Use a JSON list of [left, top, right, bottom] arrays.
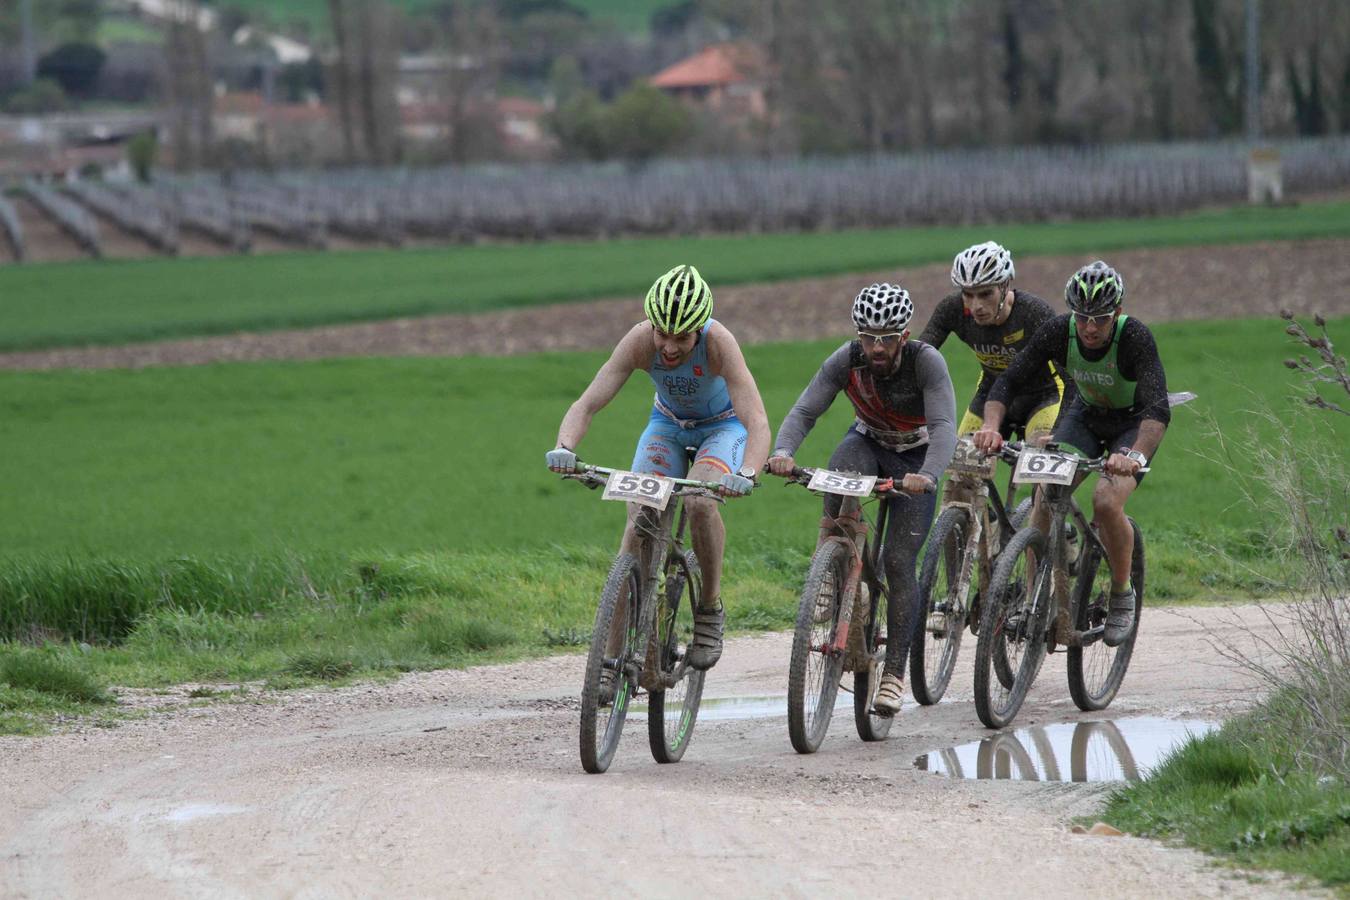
[[2, 237, 1348, 370], [0, 606, 1314, 897]]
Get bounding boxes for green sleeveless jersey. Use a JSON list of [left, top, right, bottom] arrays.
[[1068, 315, 1136, 409]]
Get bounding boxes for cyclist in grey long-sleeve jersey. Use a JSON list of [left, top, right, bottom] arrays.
[[768, 284, 957, 715]]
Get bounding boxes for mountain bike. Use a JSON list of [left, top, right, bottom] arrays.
[[972, 441, 1147, 729], [560, 461, 728, 774], [908, 436, 1026, 705], [778, 466, 928, 754]]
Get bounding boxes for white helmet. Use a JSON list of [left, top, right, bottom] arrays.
[[951, 241, 1015, 288], [851, 283, 914, 331]]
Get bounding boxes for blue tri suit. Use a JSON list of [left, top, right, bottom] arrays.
[[631, 320, 748, 477]]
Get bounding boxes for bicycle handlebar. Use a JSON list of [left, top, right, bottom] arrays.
[[557, 461, 746, 499], [997, 441, 1151, 475], [773, 465, 935, 496]]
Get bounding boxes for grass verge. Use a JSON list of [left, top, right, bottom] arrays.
[[1104, 692, 1350, 893], [0, 546, 798, 734], [1, 200, 1348, 350]]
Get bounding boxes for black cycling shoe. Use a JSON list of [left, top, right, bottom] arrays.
[[687, 602, 724, 671], [1103, 588, 1136, 648]]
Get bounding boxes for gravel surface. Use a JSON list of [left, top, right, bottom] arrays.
[[0, 605, 1317, 897], [3, 237, 1349, 370]]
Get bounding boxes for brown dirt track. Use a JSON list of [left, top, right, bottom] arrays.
[[2, 237, 1349, 371]]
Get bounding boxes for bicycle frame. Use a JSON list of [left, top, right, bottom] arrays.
[[566, 463, 724, 689], [817, 492, 890, 667], [1001, 443, 1138, 649]]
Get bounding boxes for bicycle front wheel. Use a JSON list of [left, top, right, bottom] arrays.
[[910, 506, 969, 705], [1067, 518, 1145, 711], [787, 539, 849, 754], [648, 549, 707, 764], [973, 526, 1050, 729], [580, 552, 642, 774], [854, 579, 893, 741]]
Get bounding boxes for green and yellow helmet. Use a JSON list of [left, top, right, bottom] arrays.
[[1065, 261, 1124, 315], [644, 264, 713, 335]]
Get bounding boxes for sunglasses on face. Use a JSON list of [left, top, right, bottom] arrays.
[[857, 331, 905, 347], [1074, 311, 1116, 327]]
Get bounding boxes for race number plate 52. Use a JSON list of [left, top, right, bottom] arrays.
[[602, 470, 675, 510], [806, 469, 877, 497], [1013, 450, 1076, 486]]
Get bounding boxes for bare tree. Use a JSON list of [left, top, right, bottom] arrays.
[[327, 0, 401, 164], [442, 1, 503, 164], [162, 2, 213, 171]]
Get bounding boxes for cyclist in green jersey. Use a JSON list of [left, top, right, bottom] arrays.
[[973, 261, 1170, 648]]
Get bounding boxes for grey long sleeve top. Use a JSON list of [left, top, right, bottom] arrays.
[[773, 340, 958, 485]]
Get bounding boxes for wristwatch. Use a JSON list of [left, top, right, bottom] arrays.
[[737, 466, 758, 482], [1124, 450, 1148, 467]]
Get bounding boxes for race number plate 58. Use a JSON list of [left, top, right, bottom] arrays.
[[602, 470, 675, 509], [806, 469, 877, 497], [1013, 451, 1076, 486]]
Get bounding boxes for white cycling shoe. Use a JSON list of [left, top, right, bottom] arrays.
[[872, 672, 904, 717]]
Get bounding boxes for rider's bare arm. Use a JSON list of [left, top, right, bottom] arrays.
[[706, 322, 772, 474], [555, 323, 647, 451]]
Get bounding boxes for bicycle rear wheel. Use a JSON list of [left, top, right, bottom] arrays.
[[648, 549, 707, 764], [787, 540, 848, 754], [1067, 518, 1145, 711], [853, 579, 893, 741], [973, 527, 1050, 729], [580, 552, 642, 774], [910, 507, 969, 705]]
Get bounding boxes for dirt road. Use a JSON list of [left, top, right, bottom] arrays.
[[0, 604, 1303, 898]]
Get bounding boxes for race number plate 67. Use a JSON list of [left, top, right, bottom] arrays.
[[602, 470, 675, 509], [806, 469, 877, 497], [1013, 450, 1076, 486]]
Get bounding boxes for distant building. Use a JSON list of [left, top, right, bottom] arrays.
[[649, 42, 770, 120]]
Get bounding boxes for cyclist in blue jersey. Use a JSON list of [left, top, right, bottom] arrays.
[[547, 265, 771, 674]]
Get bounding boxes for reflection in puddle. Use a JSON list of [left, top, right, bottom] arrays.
[[914, 717, 1216, 782], [163, 803, 249, 824], [631, 694, 850, 722]]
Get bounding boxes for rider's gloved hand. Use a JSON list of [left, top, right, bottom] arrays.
[[719, 471, 754, 497], [766, 454, 795, 477], [545, 446, 577, 473]]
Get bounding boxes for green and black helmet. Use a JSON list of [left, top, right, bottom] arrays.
[[645, 264, 713, 335], [1065, 260, 1125, 315]]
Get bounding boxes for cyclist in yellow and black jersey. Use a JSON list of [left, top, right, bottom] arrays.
[[918, 241, 1064, 442]]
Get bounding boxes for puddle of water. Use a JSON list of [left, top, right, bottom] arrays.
[[914, 717, 1217, 783], [631, 693, 851, 722], [163, 802, 249, 824]]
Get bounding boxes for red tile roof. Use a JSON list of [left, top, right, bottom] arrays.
[[650, 42, 766, 89]]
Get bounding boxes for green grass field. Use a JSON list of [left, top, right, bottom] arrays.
[[216, 0, 671, 35], [1, 314, 1345, 733], [2, 201, 1348, 351]]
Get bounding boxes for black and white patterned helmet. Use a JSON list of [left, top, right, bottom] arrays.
[[851, 283, 914, 331], [1065, 260, 1125, 315], [951, 241, 1015, 288]]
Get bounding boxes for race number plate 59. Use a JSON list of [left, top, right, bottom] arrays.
[[602, 470, 675, 509], [1013, 451, 1076, 486], [806, 469, 877, 497]]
